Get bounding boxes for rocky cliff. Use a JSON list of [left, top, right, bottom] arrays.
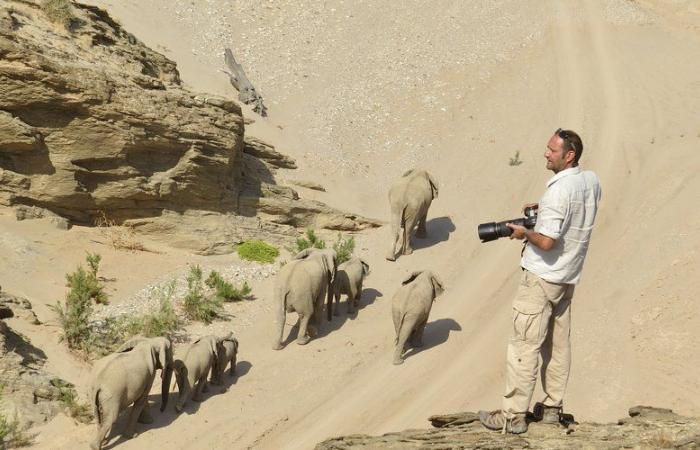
[[0, 0, 378, 253], [316, 407, 700, 449]]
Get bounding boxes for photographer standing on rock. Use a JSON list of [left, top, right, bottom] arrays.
[[479, 129, 602, 434]]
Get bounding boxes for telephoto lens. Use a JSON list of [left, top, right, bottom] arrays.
[[478, 219, 525, 242]]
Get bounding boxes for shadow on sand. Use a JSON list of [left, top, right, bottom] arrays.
[[401, 318, 462, 361], [279, 288, 384, 347], [412, 216, 456, 251]]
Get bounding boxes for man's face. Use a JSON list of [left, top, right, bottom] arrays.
[[545, 135, 574, 173]]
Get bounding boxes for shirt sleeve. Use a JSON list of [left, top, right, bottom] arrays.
[[535, 187, 566, 240]]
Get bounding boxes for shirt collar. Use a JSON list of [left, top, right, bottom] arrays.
[[546, 166, 581, 187]]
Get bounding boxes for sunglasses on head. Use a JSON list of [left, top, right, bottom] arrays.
[[555, 128, 578, 152]]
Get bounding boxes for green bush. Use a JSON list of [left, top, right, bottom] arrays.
[[40, 0, 73, 28], [333, 234, 355, 264], [183, 265, 223, 324], [123, 281, 181, 339], [66, 253, 107, 305], [295, 229, 326, 252], [237, 240, 279, 263], [205, 271, 251, 302], [56, 383, 93, 424], [509, 150, 523, 166]]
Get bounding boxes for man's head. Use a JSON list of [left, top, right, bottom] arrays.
[[545, 128, 583, 173]]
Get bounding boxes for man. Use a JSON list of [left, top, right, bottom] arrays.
[[479, 129, 602, 434]]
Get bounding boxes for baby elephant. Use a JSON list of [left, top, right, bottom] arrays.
[[210, 332, 239, 386], [333, 257, 370, 315], [171, 335, 221, 412], [392, 271, 445, 365]]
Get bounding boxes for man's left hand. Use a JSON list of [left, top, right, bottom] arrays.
[[506, 223, 527, 240]]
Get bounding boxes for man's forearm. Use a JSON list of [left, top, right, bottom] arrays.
[[524, 230, 555, 251]]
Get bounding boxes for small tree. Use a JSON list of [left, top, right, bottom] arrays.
[[333, 234, 355, 264], [295, 229, 326, 252], [183, 265, 223, 324]]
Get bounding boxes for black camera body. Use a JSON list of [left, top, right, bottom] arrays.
[[478, 206, 538, 243]]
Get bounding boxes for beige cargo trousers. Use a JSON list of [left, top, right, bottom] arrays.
[[502, 269, 575, 417]]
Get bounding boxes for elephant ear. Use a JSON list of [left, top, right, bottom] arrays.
[[293, 248, 314, 260], [427, 173, 439, 199], [401, 271, 423, 285], [430, 273, 445, 298], [360, 259, 370, 276], [157, 338, 171, 371]]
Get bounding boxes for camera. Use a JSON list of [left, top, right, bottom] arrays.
[[478, 206, 538, 243]]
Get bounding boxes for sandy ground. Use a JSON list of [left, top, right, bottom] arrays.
[[4, 0, 700, 448]]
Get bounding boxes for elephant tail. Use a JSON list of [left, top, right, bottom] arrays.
[[94, 388, 103, 425]]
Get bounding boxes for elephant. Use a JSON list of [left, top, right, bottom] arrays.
[[90, 336, 173, 450], [272, 248, 337, 350], [386, 169, 439, 261], [210, 332, 239, 386], [333, 257, 370, 315], [391, 271, 445, 365], [171, 335, 221, 412]]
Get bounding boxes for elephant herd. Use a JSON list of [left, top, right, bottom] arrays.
[[89, 168, 442, 449], [272, 169, 445, 365], [89, 333, 238, 449]]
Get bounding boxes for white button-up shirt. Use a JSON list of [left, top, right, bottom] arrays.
[[521, 166, 602, 284]]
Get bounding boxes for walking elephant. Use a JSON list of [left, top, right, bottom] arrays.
[[272, 248, 337, 350], [392, 270, 445, 365], [171, 335, 221, 412], [90, 337, 173, 450], [333, 257, 370, 315], [386, 169, 439, 261], [211, 332, 239, 385]]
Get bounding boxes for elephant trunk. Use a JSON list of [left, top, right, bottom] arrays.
[[160, 365, 173, 412]]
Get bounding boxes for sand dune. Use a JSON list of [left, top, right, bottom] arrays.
[[6, 0, 700, 448]]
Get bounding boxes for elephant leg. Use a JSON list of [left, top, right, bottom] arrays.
[[402, 215, 419, 255], [386, 211, 402, 261], [91, 404, 118, 450], [347, 286, 358, 314], [272, 305, 286, 351], [137, 404, 153, 424], [124, 391, 149, 439], [393, 316, 416, 365], [333, 291, 341, 316], [416, 213, 428, 238], [296, 314, 311, 345], [410, 318, 427, 347], [230, 357, 237, 376], [202, 377, 210, 394], [193, 377, 206, 401]]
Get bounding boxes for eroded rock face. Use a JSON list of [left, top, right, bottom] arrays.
[[315, 407, 700, 449], [0, 1, 379, 248], [0, 1, 245, 224]]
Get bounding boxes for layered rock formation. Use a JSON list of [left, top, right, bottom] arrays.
[[316, 407, 700, 449], [0, 0, 378, 253]]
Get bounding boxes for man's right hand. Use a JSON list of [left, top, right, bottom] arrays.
[[523, 203, 538, 214]]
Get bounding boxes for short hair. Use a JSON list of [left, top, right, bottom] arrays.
[[558, 129, 583, 164]]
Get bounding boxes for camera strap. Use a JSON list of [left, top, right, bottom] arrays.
[[521, 240, 528, 257]]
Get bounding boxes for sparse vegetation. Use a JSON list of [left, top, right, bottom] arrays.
[[295, 229, 326, 252], [206, 271, 251, 302], [182, 265, 223, 324], [509, 150, 523, 166], [40, 0, 73, 28], [237, 240, 280, 263], [52, 253, 108, 352], [0, 386, 32, 447], [52, 379, 93, 424], [332, 233, 355, 264], [122, 282, 180, 338], [95, 212, 148, 252], [290, 230, 355, 264]]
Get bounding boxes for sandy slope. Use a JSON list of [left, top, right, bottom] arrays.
[[7, 0, 700, 449]]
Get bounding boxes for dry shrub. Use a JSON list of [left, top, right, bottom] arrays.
[[95, 212, 149, 252]]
